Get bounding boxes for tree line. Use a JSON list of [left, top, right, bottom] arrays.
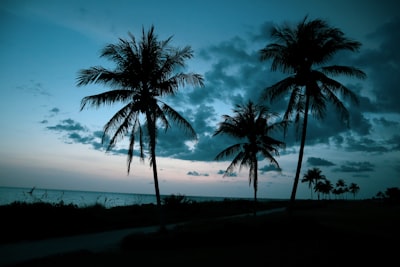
[[77, 16, 366, 231], [301, 167, 360, 200]]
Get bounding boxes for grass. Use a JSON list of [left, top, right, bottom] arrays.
[[0, 198, 283, 244], [4, 199, 400, 267]]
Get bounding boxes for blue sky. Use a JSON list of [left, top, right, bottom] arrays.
[[0, 0, 399, 200]]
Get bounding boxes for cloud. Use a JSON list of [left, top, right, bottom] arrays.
[[41, 18, 400, 169], [16, 80, 52, 97], [307, 157, 335, 167], [333, 161, 375, 173], [187, 171, 209, 177], [46, 119, 87, 132], [356, 17, 400, 113], [344, 136, 389, 153], [50, 107, 60, 114], [260, 164, 282, 173], [217, 170, 237, 177]]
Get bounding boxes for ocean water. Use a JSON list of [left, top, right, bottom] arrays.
[[0, 187, 238, 208]]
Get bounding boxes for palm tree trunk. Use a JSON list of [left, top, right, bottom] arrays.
[[289, 94, 310, 210], [253, 159, 258, 216], [151, 147, 166, 232], [146, 112, 166, 232]]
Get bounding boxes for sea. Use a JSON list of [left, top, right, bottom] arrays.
[[0, 186, 251, 209]]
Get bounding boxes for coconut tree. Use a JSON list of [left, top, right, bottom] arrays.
[[259, 16, 366, 208], [315, 179, 333, 200], [213, 101, 286, 214], [335, 178, 348, 199], [301, 167, 326, 200], [77, 25, 204, 231], [348, 182, 360, 200]]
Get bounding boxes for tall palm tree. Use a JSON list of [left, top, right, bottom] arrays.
[[259, 16, 366, 208], [77, 25, 204, 231], [301, 167, 326, 200], [213, 101, 286, 214]]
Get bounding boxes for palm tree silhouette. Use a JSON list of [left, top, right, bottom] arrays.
[[77, 25, 204, 231], [301, 167, 326, 200], [213, 101, 286, 214], [335, 178, 348, 200], [259, 16, 366, 208], [348, 182, 360, 200], [315, 179, 333, 200]]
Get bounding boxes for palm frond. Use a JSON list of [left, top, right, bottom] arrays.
[[224, 150, 246, 176], [104, 107, 137, 151], [262, 76, 296, 102], [321, 65, 366, 79], [161, 103, 197, 140], [214, 143, 243, 161], [80, 90, 132, 110]]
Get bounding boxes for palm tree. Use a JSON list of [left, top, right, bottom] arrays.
[[348, 182, 360, 200], [259, 16, 366, 208], [213, 101, 286, 214], [77, 25, 204, 231], [301, 167, 326, 200], [335, 178, 348, 199], [315, 179, 333, 200]]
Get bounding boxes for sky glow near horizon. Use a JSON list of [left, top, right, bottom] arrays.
[[0, 0, 399, 200]]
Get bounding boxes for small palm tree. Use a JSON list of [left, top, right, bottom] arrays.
[[259, 16, 366, 208], [213, 101, 286, 214], [301, 167, 326, 200], [348, 183, 360, 200], [335, 179, 348, 199], [77, 25, 204, 231], [315, 179, 333, 200]]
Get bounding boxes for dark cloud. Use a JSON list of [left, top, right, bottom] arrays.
[[333, 161, 375, 173], [187, 171, 209, 177], [217, 170, 237, 177], [50, 107, 60, 114], [373, 117, 399, 128], [344, 136, 389, 153], [386, 135, 400, 151], [356, 17, 400, 113], [67, 132, 94, 145], [260, 164, 282, 173], [46, 119, 87, 132], [42, 19, 399, 166], [307, 157, 336, 167]]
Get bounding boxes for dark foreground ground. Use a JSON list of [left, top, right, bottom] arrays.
[[2, 199, 400, 267]]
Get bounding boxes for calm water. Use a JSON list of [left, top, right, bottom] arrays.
[[0, 186, 243, 208]]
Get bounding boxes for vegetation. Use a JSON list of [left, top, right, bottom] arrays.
[[213, 101, 286, 211], [0, 197, 285, 245], [259, 16, 366, 208], [301, 167, 361, 200], [7, 200, 400, 267], [77, 25, 204, 231]]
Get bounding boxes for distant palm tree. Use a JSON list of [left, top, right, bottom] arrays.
[[259, 16, 366, 208], [348, 183, 360, 200], [213, 101, 286, 214], [315, 179, 333, 200], [301, 167, 326, 200], [77, 25, 204, 231], [335, 179, 348, 199]]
